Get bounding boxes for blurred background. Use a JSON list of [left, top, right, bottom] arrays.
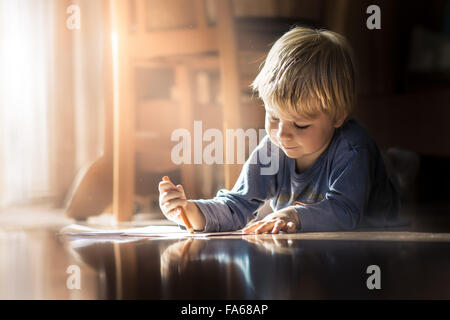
[[0, 0, 449, 223]]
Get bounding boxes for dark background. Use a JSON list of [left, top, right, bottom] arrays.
[[344, 0, 450, 205]]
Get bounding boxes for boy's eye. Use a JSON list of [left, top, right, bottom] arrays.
[[294, 123, 310, 130], [269, 116, 279, 122]]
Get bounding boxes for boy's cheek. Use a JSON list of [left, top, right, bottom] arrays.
[[265, 127, 280, 146], [268, 136, 282, 151], [264, 121, 271, 137]]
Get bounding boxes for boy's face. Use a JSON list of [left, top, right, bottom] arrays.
[[265, 105, 343, 171]]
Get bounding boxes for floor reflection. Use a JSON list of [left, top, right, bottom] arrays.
[[60, 234, 450, 299], [0, 229, 99, 299], [2, 204, 450, 299]]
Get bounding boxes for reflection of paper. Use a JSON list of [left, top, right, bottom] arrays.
[[59, 224, 244, 238], [189, 231, 245, 237]]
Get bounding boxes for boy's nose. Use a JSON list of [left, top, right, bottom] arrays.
[[277, 123, 292, 141]]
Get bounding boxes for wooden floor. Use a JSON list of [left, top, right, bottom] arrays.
[[1, 203, 450, 299]]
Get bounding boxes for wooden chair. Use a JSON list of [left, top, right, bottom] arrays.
[[66, 0, 243, 221]]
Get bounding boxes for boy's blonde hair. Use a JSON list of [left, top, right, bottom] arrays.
[[251, 26, 356, 123]]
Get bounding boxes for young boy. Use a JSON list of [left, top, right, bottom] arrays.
[[159, 26, 402, 234]]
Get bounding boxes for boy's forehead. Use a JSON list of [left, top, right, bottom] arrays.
[[265, 104, 307, 121]]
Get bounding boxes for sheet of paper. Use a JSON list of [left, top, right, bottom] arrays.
[[59, 224, 128, 236], [60, 224, 245, 238], [120, 225, 244, 237]]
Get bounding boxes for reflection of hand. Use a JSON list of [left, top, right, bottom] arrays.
[[243, 207, 299, 234], [244, 235, 295, 255], [160, 239, 206, 278]]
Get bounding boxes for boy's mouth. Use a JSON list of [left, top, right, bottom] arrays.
[[282, 145, 298, 150]]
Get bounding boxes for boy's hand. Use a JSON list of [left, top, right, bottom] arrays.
[[242, 207, 300, 234], [158, 178, 188, 225], [158, 178, 206, 231]]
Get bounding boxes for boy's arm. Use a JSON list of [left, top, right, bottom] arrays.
[[293, 148, 398, 232], [185, 200, 205, 231], [192, 137, 281, 232]]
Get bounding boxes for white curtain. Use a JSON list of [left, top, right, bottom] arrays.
[[0, 0, 104, 208], [0, 0, 55, 207]]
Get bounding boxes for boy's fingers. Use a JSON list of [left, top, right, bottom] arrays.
[[158, 181, 170, 192], [164, 199, 188, 213], [281, 221, 296, 233], [255, 221, 275, 234], [286, 221, 296, 233], [176, 185, 186, 199], [243, 220, 264, 233], [271, 220, 285, 234], [166, 208, 182, 223], [242, 222, 255, 233], [159, 181, 176, 193], [160, 190, 183, 204], [244, 219, 276, 234]]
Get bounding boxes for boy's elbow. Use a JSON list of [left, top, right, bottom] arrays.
[[332, 201, 360, 231], [339, 218, 358, 231]]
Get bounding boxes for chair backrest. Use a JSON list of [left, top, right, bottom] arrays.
[[109, 0, 241, 220]]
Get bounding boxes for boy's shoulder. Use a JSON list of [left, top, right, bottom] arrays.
[[334, 118, 377, 152], [325, 118, 383, 175]]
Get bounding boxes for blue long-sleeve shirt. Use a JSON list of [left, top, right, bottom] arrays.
[[192, 118, 404, 232]]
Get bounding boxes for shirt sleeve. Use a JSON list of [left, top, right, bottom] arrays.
[[293, 147, 373, 232], [192, 136, 281, 232]]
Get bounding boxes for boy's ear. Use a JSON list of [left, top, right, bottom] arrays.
[[333, 113, 347, 128]]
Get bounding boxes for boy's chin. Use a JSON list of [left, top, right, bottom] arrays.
[[282, 148, 302, 158]]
